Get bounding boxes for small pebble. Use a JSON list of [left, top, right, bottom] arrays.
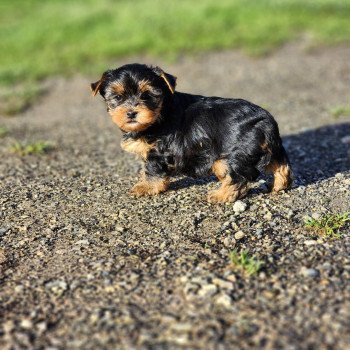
[[14, 285, 24, 293], [20, 319, 33, 329], [0, 227, 9, 236], [340, 135, 350, 144], [215, 294, 232, 308], [45, 280, 68, 295], [75, 239, 89, 245], [300, 267, 320, 278], [198, 284, 217, 298], [286, 210, 294, 219], [223, 237, 232, 247], [320, 262, 332, 271], [263, 212, 273, 221], [234, 230, 246, 240], [230, 222, 239, 230], [36, 321, 47, 333], [304, 240, 318, 246], [255, 229, 263, 238], [212, 278, 234, 290], [233, 200, 247, 213], [225, 274, 237, 282]]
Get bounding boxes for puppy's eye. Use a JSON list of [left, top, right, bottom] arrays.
[[141, 89, 162, 101], [152, 88, 162, 97], [107, 95, 122, 107], [140, 91, 151, 100]]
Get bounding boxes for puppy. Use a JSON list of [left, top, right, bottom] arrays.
[[91, 63, 292, 203]]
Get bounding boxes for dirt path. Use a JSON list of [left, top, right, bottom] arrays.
[[1, 42, 350, 349]]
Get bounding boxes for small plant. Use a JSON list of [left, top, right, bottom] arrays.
[[0, 126, 8, 137], [229, 250, 263, 276], [330, 106, 350, 119], [11, 141, 54, 156], [304, 212, 349, 239]]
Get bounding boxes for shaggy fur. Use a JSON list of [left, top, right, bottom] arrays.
[[91, 63, 292, 202]]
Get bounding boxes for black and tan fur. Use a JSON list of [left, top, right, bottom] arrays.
[[91, 63, 292, 202]]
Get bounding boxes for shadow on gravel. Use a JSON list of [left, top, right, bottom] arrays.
[[284, 122, 350, 186], [169, 123, 350, 191], [169, 176, 216, 191]]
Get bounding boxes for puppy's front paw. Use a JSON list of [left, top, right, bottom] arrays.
[[207, 189, 238, 203], [130, 182, 157, 196], [130, 179, 168, 197]]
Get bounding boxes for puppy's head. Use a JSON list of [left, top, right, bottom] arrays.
[[90, 64, 176, 132]]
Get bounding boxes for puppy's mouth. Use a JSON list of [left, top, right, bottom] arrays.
[[123, 120, 151, 132], [109, 106, 161, 132]]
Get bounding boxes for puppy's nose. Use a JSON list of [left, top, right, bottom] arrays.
[[127, 111, 138, 119]]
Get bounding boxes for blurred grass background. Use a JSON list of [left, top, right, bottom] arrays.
[[1, 0, 350, 87]]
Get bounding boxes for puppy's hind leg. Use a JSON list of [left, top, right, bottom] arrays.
[[208, 159, 248, 203], [266, 158, 292, 192]]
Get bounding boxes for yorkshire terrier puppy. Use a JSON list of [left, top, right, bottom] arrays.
[[91, 63, 292, 203]]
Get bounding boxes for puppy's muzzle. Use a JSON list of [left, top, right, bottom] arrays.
[[127, 111, 138, 120]]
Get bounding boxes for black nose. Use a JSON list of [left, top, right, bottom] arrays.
[[127, 111, 137, 119]]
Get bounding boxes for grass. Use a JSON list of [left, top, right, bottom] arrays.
[[229, 250, 263, 276], [304, 212, 350, 239], [330, 106, 350, 118], [0, 126, 8, 137], [0, 0, 350, 88], [11, 141, 54, 156]]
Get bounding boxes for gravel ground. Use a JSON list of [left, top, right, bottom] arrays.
[[1, 42, 350, 350]]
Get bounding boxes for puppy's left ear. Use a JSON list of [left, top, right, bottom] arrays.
[[152, 66, 177, 94], [90, 79, 103, 97], [90, 70, 111, 96]]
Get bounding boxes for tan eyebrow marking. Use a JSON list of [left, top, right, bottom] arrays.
[[138, 79, 152, 93], [111, 82, 125, 94]]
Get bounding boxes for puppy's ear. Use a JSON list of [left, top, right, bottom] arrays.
[[90, 70, 111, 96], [90, 79, 103, 97], [152, 66, 177, 94]]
